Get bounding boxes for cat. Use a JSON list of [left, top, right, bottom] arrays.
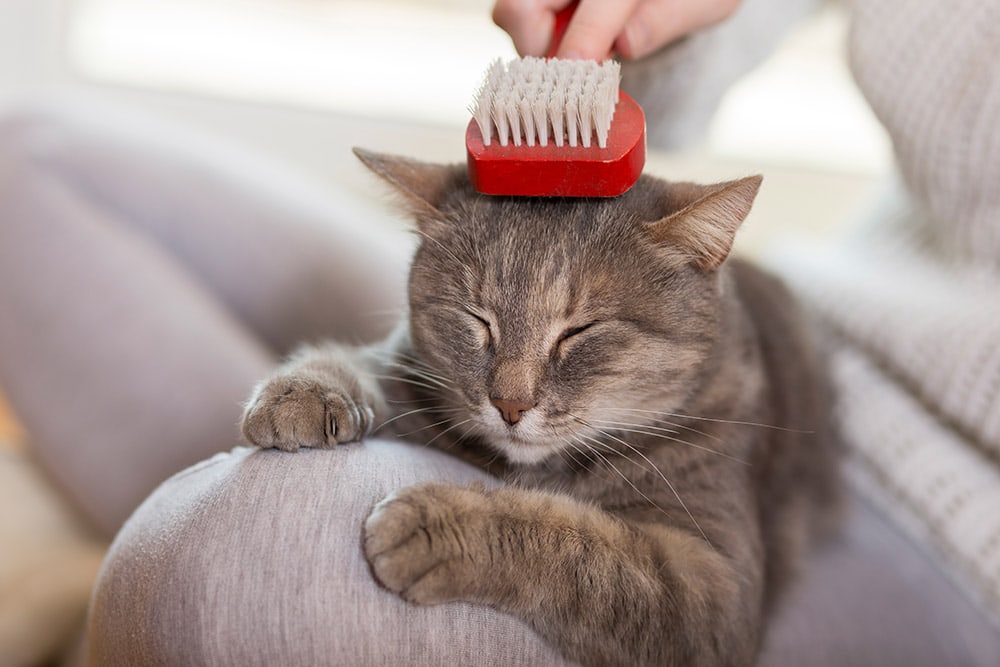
[[240, 148, 841, 666]]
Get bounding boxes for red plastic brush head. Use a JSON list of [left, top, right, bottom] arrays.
[[466, 1, 644, 198], [466, 90, 645, 198]]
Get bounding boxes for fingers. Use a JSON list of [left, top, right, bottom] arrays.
[[616, 0, 743, 60], [493, 0, 743, 61], [492, 0, 565, 57], [556, 0, 642, 60]]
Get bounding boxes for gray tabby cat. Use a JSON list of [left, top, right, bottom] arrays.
[[241, 149, 840, 666]]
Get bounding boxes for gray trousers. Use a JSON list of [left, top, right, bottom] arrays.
[[88, 441, 1000, 666]]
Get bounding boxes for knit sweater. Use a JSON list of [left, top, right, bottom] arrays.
[[768, 0, 1000, 626], [626, 0, 1000, 629]]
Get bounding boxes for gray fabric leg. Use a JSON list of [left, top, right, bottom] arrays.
[[86, 441, 572, 667], [0, 107, 411, 534], [87, 439, 1000, 666], [0, 143, 273, 535], [0, 107, 412, 352]]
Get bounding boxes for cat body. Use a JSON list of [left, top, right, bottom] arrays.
[[241, 150, 840, 666]]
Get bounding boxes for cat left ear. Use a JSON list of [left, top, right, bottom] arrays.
[[646, 175, 762, 271], [353, 148, 464, 230]]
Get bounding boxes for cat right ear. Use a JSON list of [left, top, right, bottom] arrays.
[[646, 175, 762, 271], [353, 148, 463, 233]]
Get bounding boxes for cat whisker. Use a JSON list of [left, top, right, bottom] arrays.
[[395, 415, 462, 438], [575, 406, 726, 444], [397, 367, 454, 390], [421, 418, 474, 446], [584, 419, 750, 466], [569, 435, 674, 522], [367, 348, 457, 387], [384, 356, 456, 388], [573, 415, 715, 551], [598, 407, 813, 434], [376, 405, 461, 431], [368, 373, 452, 394]]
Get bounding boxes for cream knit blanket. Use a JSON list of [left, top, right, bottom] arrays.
[[767, 0, 1000, 626], [627, 0, 1000, 629]]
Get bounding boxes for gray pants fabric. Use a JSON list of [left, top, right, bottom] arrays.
[[0, 106, 410, 534], [88, 441, 1000, 666]]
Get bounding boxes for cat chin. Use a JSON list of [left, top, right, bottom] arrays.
[[495, 441, 564, 466], [471, 408, 564, 465]]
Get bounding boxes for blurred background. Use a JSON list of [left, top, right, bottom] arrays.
[[1, 0, 889, 215], [0, 0, 893, 663]]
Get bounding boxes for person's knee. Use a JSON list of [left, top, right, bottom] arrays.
[[86, 449, 256, 666], [85, 442, 504, 666]]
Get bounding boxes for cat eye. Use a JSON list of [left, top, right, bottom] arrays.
[[559, 322, 597, 341], [554, 321, 598, 355], [467, 311, 494, 347]]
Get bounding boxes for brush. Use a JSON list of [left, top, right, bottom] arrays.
[[465, 2, 646, 197]]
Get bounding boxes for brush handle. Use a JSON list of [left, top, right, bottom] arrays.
[[546, 1, 580, 58]]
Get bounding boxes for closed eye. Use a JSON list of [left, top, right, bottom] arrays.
[[559, 321, 598, 343], [553, 321, 599, 358], [466, 310, 494, 347]]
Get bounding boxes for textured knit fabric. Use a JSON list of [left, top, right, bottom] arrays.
[[764, 0, 1000, 629], [834, 344, 1000, 626], [848, 0, 1000, 270]]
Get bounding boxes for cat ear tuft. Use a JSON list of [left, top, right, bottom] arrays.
[[353, 148, 465, 231], [646, 175, 762, 270]]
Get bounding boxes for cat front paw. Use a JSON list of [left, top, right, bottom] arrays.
[[241, 372, 376, 451], [364, 483, 487, 605]]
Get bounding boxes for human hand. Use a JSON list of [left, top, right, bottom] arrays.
[[492, 0, 742, 61]]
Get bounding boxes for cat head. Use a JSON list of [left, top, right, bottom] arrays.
[[356, 148, 760, 465]]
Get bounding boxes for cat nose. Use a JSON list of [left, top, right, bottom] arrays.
[[490, 397, 535, 426]]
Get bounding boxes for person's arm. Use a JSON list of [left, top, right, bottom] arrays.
[[492, 0, 742, 61]]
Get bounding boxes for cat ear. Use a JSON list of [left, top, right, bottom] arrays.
[[646, 175, 762, 270], [353, 148, 464, 230]]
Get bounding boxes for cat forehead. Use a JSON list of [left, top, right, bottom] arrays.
[[448, 193, 648, 246]]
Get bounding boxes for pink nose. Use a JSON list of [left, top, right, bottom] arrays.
[[490, 398, 535, 426]]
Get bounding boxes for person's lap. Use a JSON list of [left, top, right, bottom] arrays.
[[88, 440, 1000, 666], [86, 441, 571, 666]]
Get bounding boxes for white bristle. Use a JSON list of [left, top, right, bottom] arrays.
[[470, 56, 621, 149], [519, 97, 535, 146], [548, 87, 565, 147], [533, 94, 549, 147], [566, 89, 579, 148], [505, 96, 522, 147]]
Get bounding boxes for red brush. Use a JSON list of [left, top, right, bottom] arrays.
[[466, 2, 646, 198]]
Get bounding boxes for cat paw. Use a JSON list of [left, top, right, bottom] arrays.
[[364, 484, 485, 605], [241, 373, 376, 451]]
